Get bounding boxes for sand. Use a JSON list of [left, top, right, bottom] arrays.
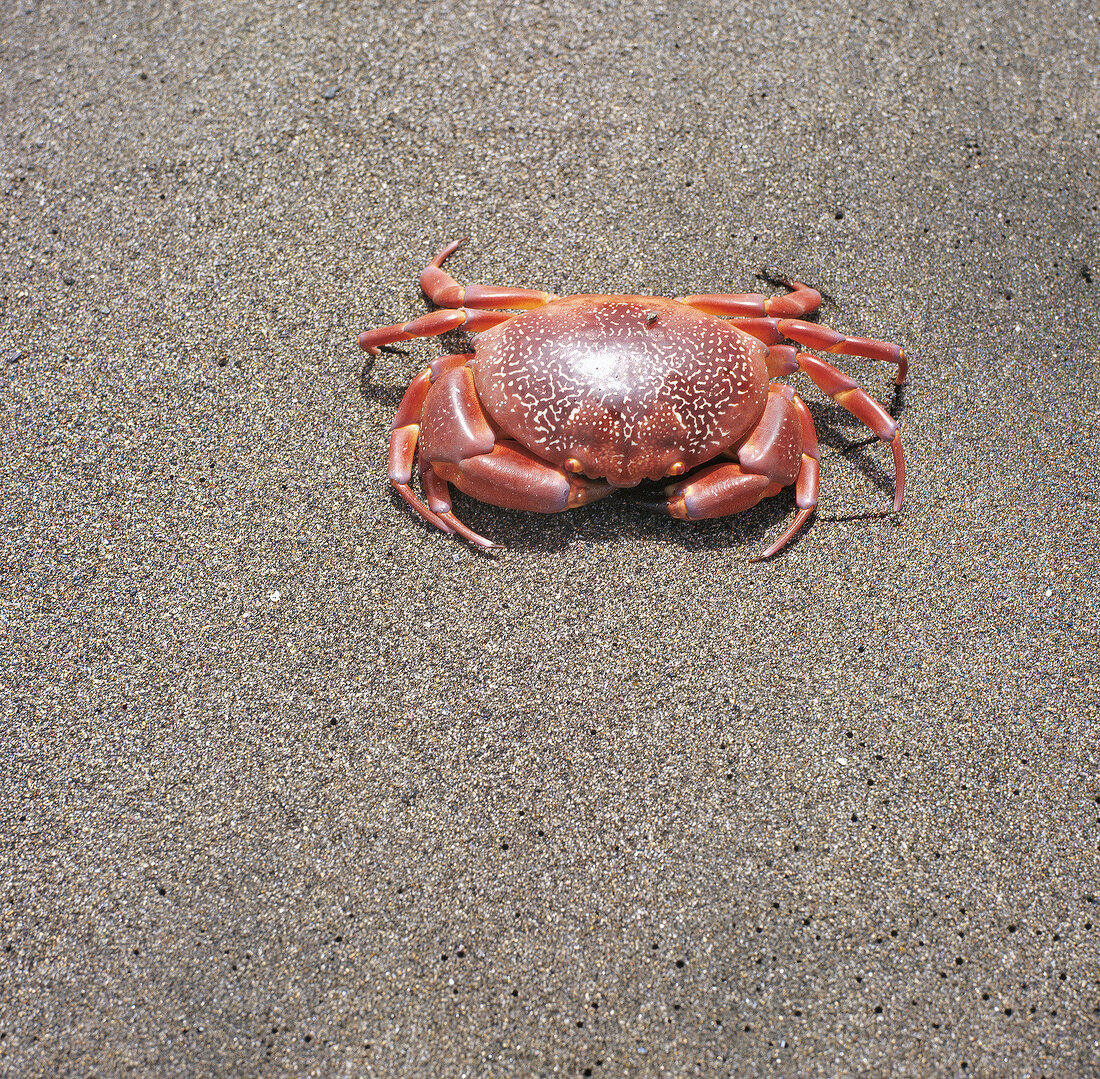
[[2, 1, 1098, 1075]]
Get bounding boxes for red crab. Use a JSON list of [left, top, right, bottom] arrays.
[[360, 240, 906, 559]]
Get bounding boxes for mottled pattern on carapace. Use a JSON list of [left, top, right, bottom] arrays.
[[471, 295, 768, 487]]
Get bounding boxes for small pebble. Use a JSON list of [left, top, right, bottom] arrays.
[[321, 86, 339, 100]]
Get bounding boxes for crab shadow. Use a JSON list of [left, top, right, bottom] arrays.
[[359, 350, 407, 408], [396, 484, 794, 558]]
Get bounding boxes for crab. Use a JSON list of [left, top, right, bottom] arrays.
[[360, 240, 906, 559]]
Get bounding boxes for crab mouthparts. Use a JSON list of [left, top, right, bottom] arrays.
[[580, 451, 686, 488], [607, 474, 644, 489]]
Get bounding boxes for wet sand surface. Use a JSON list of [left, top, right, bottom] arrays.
[[2, 2, 1098, 1075]]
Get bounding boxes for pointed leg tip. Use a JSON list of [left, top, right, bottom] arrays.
[[889, 432, 905, 512], [754, 507, 815, 563], [433, 238, 469, 265], [749, 539, 780, 563], [751, 537, 786, 562], [439, 510, 499, 550]]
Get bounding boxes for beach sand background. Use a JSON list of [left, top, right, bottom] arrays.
[[2, 1, 1098, 1075]]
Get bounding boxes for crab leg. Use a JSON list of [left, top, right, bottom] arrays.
[[388, 354, 476, 538], [794, 351, 905, 512], [732, 317, 907, 384], [753, 392, 821, 561], [359, 307, 514, 356], [764, 344, 799, 377], [758, 340, 903, 512], [677, 281, 822, 319], [420, 238, 557, 311]]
